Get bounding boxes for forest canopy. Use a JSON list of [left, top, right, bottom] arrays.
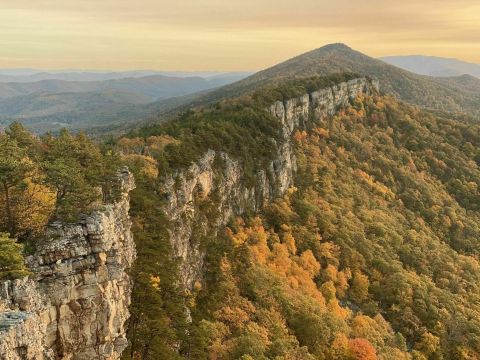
[[1, 73, 479, 360], [0, 123, 122, 277], [119, 80, 480, 359]]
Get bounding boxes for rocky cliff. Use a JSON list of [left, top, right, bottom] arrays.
[[161, 77, 379, 289], [0, 170, 135, 360], [0, 78, 379, 358]]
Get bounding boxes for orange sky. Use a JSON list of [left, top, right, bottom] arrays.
[[0, 0, 478, 71]]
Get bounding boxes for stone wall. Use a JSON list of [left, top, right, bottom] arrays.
[[0, 170, 135, 360]]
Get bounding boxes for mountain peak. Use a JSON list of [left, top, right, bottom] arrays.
[[314, 43, 352, 51], [300, 43, 357, 58], [170, 43, 480, 119]]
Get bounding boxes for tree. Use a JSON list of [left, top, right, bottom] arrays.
[[348, 338, 378, 360], [42, 157, 94, 220], [350, 271, 370, 303], [0, 233, 29, 280], [9, 178, 55, 241], [42, 129, 118, 220], [414, 332, 440, 357], [0, 134, 33, 236], [6, 122, 40, 153]]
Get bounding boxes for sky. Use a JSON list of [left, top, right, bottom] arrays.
[[0, 0, 479, 71]]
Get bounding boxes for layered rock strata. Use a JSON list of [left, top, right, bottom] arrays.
[[0, 170, 135, 360]]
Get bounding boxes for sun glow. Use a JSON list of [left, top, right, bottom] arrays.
[[0, 0, 478, 70]]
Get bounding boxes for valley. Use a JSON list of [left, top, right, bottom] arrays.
[[0, 72, 250, 133]]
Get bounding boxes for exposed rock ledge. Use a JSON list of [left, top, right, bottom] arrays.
[[0, 169, 135, 360], [161, 77, 379, 289]]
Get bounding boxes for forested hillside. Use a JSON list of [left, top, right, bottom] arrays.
[[1, 72, 479, 359], [111, 76, 480, 359], [142, 44, 480, 128], [0, 124, 121, 279]]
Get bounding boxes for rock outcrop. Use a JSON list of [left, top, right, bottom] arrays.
[[0, 170, 135, 360], [161, 77, 379, 289], [0, 77, 379, 358]]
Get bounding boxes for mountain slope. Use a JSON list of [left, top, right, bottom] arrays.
[[0, 91, 150, 133], [433, 74, 480, 93], [381, 55, 480, 78], [3, 70, 480, 359], [148, 44, 479, 121], [116, 46, 480, 359], [213, 44, 480, 114], [0, 91, 150, 118], [116, 74, 480, 359]]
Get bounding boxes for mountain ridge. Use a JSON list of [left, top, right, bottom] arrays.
[[0, 74, 247, 100], [0, 73, 250, 133], [381, 54, 480, 78], [120, 71, 480, 358], [4, 44, 479, 135], [0, 70, 253, 83], [131, 43, 480, 132]]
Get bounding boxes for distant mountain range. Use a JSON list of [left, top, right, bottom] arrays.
[[0, 70, 252, 83], [381, 55, 480, 78], [0, 72, 251, 133], [2, 46, 480, 134], [0, 74, 250, 101]]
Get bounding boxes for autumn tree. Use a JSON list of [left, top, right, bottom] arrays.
[[350, 271, 370, 303], [0, 133, 33, 236], [348, 338, 378, 360]]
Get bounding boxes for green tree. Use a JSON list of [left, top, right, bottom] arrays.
[[6, 122, 40, 154], [42, 129, 119, 221], [123, 174, 187, 360], [0, 233, 29, 280]]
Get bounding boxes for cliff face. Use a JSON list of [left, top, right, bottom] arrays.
[[0, 78, 379, 358], [161, 77, 379, 289], [0, 170, 135, 360]]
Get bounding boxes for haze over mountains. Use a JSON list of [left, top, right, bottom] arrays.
[[0, 71, 250, 133], [381, 55, 480, 78], [0, 75, 236, 100], [0, 70, 251, 83], [2, 44, 480, 135]]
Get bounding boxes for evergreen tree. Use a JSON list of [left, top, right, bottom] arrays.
[[0, 233, 29, 280]]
